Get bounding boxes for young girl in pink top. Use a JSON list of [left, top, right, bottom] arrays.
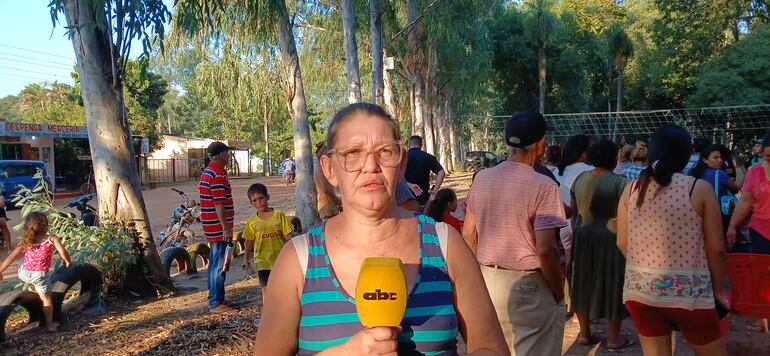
[[0, 212, 72, 331]]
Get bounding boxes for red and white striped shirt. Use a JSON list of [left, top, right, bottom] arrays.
[[198, 162, 234, 242]]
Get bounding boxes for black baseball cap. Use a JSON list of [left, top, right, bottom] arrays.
[[207, 141, 235, 157], [505, 111, 553, 148]]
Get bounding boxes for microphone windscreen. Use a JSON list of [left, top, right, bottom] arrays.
[[355, 257, 407, 327]]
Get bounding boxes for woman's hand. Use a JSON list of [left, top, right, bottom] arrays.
[[726, 226, 737, 246], [325, 327, 400, 356], [715, 290, 730, 309]]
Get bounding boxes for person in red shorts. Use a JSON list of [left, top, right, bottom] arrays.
[[617, 125, 728, 355]]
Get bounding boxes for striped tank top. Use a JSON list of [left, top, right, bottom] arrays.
[[297, 215, 458, 355]]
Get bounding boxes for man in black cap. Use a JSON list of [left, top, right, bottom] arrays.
[[198, 141, 236, 313], [462, 111, 567, 355]]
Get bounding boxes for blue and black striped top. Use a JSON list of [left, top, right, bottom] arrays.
[[297, 215, 458, 355]]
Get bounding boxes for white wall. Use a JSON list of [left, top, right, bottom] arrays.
[[148, 135, 189, 159]]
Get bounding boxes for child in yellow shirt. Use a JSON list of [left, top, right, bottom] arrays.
[[241, 183, 294, 304]]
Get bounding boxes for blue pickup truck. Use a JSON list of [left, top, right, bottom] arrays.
[[0, 160, 52, 203]]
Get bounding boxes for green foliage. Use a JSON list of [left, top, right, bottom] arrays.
[[2, 83, 86, 125], [49, 0, 170, 66], [123, 61, 169, 145], [11, 172, 137, 294], [687, 23, 770, 107]]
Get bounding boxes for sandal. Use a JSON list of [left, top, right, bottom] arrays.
[[606, 337, 634, 352], [577, 335, 600, 346]]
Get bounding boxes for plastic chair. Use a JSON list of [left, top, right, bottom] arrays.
[[727, 253, 770, 333]]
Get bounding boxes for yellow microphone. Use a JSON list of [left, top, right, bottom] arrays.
[[355, 257, 408, 327]]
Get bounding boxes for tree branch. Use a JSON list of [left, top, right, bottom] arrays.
[[389, 0, 440, 43], [294, 22, 326, 31]]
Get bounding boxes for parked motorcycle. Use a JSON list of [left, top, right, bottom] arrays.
[[158, 188, 201, 250], [64, 193, 98, 226]]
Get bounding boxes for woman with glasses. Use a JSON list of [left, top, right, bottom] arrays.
[[253, 103, 507, 355]]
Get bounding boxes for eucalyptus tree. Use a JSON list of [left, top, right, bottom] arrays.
[[341, 0, 362, 103], [49, 0, 173, 291], [175, 0, 320, 229], [370, 0, 384, 105]]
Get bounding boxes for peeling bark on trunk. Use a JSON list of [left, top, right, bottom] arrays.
[[62, 0, 172, 291], [341, 0, 361, 104], [383, 49, 397, 117], [275, 0, 320, 230], [412, 78, 426, 138]]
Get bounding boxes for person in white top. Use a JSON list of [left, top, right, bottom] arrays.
[[556, 134, 594, 206], [555, 135, 593, 261]]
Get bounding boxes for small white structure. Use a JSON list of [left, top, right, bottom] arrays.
[[147, 134, 260, 182]]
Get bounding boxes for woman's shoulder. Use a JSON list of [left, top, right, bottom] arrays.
[[746, 163, 765, 177]]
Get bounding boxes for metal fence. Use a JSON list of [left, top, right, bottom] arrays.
[[141, 158, 205, 184]]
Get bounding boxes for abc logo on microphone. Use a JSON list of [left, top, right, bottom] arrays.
[[355, 257, 408, 327]]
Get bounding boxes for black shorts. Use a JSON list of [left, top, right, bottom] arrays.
[[0, 207, 6, 220], [257, 270, 271, 287]]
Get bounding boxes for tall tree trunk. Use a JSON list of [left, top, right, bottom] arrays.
[[412, 78, 426, 138], [423, 87, 435, 154], [422, 46, 436, 155], [450, 120, 460, 171], [443, 92, 454, 172], [407, 0, 423, 137], [341, 0, 361, 103], [438, 96, 451, 173], [263, 97, 270, 176], [430, 96, 439, 159], [616, 66, 623, 112], [62, 0, 172, 291], [275, 0, 320, 230], [538, 42, 546, 114], [383, 50, 397, 117], [370, 0, 384, 105]]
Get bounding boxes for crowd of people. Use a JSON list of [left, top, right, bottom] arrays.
[[0, 99, 766, 355], [191, 103, 768, 355]]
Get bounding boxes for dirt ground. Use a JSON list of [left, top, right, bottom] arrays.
[[1, 173, 769, 355]]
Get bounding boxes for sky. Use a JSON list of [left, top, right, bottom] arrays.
[[0, 0, 173, 97]]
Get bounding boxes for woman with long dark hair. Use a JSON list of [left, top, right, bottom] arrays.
[[689, 144, 740, 232], [424, 188, 463, 232], [617, 125, 728, 355], [568, 140, 630, 350]]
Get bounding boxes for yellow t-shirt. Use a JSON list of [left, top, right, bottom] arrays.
[[242, 209, 294, 270]]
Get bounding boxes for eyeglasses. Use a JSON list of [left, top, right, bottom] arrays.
[[328, 142, 404, 172]]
